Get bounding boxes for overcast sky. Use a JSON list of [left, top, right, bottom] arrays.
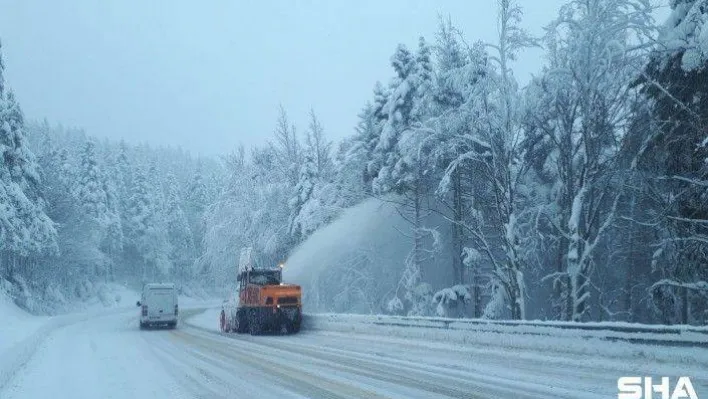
[[0, 1, 669, 157]]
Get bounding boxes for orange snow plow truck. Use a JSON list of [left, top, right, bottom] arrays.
[[220, 247, 302, 335]]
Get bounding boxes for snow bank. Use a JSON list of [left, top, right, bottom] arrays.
[[0, 297, 135, 390], [73, 283, 139, 312], [179, 297, 223, 309], [302, 313, 708, 365], [0, 280, 137, 390], [79, 283, 221, 310], [0, 288, 47, 357], [0, 281, 142, 360], [184, 307, 221, 331]]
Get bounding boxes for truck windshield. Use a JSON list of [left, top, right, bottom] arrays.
[[250, 272, 280, 285]]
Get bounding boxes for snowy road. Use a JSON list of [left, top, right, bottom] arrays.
[[1, 308, 705, 399]]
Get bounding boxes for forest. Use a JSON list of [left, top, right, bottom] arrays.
[[1, 0, 706, 325]]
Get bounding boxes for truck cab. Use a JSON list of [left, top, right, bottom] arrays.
[[221, 261, 302, 335]]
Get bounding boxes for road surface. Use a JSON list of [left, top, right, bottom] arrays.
[[0, 308, 703, 399]]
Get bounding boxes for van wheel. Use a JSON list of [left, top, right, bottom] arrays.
[[139, 322, 145, 330]]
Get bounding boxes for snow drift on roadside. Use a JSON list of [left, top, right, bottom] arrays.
[[185, 308, 222, 331], [0, 287, 47, 356]]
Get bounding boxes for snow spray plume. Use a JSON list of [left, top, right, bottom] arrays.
[[283, 197, 411, 313]]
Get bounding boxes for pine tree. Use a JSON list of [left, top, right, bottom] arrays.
[[74, 140, 108, 222], [430, 18, 479, 295], [364, 83, 390, 188], [336, 103, 377, 205], [289, 152, 318, 240], [371, 40, 439, 316], [306, 109, 333, 178], [185, 161, 208, 255], [372, 44, 417, 195], [125, 167, 170, 283], [165, 173, 194, 288], [632, 0, 708, 323], [115, 140, 132, 215], [0, 41, 57, 277], [100, 153, 123, 282], [271, 106, 302, 185], [186, 161, 208, 213]]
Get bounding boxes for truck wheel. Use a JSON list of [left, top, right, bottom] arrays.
[[249, 310, 261, 336], [287, 322, 301, 334], [220, 310, 227, 333], [234, 311, 245, 334]]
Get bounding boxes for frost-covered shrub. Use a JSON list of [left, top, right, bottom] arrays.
[[433, 284, 472, 317], [406, 282, 434, 316], [386, 296, 404, 315], [483, 284, 509, 320]]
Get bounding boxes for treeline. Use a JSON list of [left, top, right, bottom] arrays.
[[1, 0, 706, 323], [205, 0, 708, 324], [28, 123, 222, 295], [0, 40, 221, 311]]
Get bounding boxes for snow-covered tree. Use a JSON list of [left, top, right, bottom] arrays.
[[306, 109, 333, 178], [100, 155, 123, 282], [71, 139, 113, 278], [125, 167, 170, 283], [270, 105, 302, 186], [164, 173, 194, 288], [524, 0, 654, 321], [114, 140, 132, 215], [475, 0, 537, 320], [365, 82, 390, 187], [75, 140, 108, 222], [0, 40, 57, 279], [184, 160, 208, 255], [289, 152, 318, 240], [426, 2, 538, 320], [372, 38, 441, 316], [629, 0, 708, 323], [430, 18, 484, 297]]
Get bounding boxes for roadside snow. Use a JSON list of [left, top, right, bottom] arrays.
[[178, 296, 222, 310], [303, 313, 708, 366], [1, 312, 186, 399], [0, 290, 47, 356], [70, 283, 221, 312], [184, 307, 221, 331], [73, 284, 139, 313]]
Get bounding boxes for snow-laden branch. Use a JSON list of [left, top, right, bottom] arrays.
[[650, 279, 708, 294]]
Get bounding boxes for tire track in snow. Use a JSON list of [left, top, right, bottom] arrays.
[[191, 326, 612, 399], [166, 328, 391, 399], [183, 325, 575, 398], [246, 331, 617, 396]]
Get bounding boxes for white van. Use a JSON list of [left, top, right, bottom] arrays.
[[137, 283, 178, 329]]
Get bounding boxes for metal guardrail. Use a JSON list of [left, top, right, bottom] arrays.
[[302, 313, 708, 348]]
